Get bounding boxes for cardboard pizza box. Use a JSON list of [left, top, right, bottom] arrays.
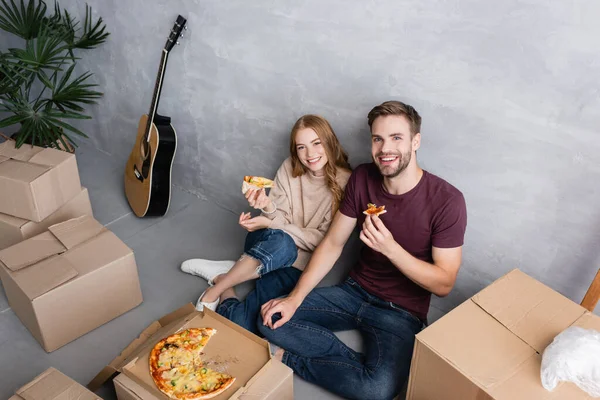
[[0, 187, 93, 250], [88, 303, 294, 400], [10, 367, 102, 400], [0, 141, 82, 222], [0, 215, 143, 352], [406, 268, 600, 400]]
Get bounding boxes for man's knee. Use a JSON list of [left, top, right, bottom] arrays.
[[256, 316, 288, 342]]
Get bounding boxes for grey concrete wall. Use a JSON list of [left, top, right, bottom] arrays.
[[2, 1, 599, 314]]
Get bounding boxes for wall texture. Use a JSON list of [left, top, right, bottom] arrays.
[[2, 0, 599, 313]]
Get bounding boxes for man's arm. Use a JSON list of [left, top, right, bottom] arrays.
[[361, 215, 462, 297], [260, 211, 357, 328]]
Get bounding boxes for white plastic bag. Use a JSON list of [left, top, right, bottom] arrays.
[[541, 326, 600, 397]]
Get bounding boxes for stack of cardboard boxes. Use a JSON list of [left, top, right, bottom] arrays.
[[0, 140, 143, 352], [0, 140, 294, 400]]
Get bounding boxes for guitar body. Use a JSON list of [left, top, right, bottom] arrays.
[[124, 114, 177, 217]]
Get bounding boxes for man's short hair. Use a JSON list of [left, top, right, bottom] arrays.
[[367, 100, 422, 136]]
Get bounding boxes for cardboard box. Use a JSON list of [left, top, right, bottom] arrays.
[[0, 187, 93, 250], [0, 215, 143, 352], [88, 303, 294, 400], [10, 367, 102, 400], [0, 140, 81, 221], [406, 269, 600, 400]]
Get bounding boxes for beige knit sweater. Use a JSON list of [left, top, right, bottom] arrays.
[[263, 157, 351, 269]]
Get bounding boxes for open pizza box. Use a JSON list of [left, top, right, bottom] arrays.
[[88, 303, 294, 400], [406, 268, 600, 399], [0, 140, 82, 222], [0, 215, 143, 352], [10, 367, 102, 400]]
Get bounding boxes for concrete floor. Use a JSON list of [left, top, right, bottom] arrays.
[[0, 143, 445, 399]]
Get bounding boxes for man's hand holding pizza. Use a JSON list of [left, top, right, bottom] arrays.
[[360, 214, 399, 257]]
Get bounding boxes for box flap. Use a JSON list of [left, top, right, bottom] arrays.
[[48, 215, 105, 249], [10, 254, 78, 300], [28, 148, 73, 167], [230, 359, 293, 399], [0, 141, 44, 162], [0, 231, 67, 271], [0, 155, 8, 164], [87, 303, 197, 392], [572, 311, 600, 331], [16, 367, 100, 400], [0, 211, 28, 228], [488, 351, 595, 399], [0, 159, 50, 182], [114, 373, 156, 400], [417, 300, 536, 389], [472, 269, 586, 353]]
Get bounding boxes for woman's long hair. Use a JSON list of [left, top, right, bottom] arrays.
[[289, 115, 351, 211]]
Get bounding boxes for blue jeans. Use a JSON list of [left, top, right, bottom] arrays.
[[258, 277, 426, 400], [217, 267, 302, 335], [243, 228, 297, 276]]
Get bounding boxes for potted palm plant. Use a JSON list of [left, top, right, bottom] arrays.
[[0, 0, 109, 151]]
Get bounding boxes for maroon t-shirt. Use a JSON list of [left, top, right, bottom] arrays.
[[338, 163, 467, 321]]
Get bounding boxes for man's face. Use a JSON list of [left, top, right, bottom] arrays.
[[371, 115, 420, 178]]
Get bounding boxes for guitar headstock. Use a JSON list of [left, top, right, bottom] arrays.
[[164, 15, 187, 52]]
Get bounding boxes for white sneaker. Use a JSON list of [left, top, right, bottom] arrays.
[[181, 259, 235, 285], [195, 289, 220, 312]]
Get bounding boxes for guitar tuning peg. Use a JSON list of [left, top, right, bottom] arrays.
[[176, 41, 180, 45], [184, 25, 188, 30], [179, 33, 184, 38]]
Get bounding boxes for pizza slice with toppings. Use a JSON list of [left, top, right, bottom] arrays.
[[363, 203, 387, 217], [242, 175, 274, 194]]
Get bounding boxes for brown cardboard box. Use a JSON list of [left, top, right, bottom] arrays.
[[0, 215, 143, 352], [0, 187, 93, 250], [0, 140, 81, 221], [11, 367, 102, 400], [88, 303, 294, 400], [406, 269, 600, 400]]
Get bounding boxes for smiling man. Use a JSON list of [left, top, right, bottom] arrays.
[[258, 100, 468, 400]]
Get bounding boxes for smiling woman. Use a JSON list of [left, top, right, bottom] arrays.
[[180, 114, 352, 335]]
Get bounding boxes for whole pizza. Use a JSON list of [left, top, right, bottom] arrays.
[[149, 328, 235, 399]]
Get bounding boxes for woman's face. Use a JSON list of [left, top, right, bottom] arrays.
[[295, 128, 328, 176]]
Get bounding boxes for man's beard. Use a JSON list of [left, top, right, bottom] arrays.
[[374, 150, 412, 178]]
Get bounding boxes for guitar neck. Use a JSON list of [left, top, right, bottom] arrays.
[[144, 50, 170, 142]]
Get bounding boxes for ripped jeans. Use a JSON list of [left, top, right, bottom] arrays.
[[242, 228, 298, 276], [217, 228, 299, 335]]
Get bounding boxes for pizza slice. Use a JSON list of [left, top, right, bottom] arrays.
[[363, 203, 387, 217], [242, 175, 274, 194], [150, 328, 236, 400]]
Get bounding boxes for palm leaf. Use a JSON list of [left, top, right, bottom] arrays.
[[50, 66, 101, 111], [0, 0, 47, 40], [0, 54, 29, 94], [72, 4, 109, 49], [7, 24, 70, 71], [45, 114, 90, 138]]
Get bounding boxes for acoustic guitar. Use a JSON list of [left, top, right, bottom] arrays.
[[124, 15, 187, 217]]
